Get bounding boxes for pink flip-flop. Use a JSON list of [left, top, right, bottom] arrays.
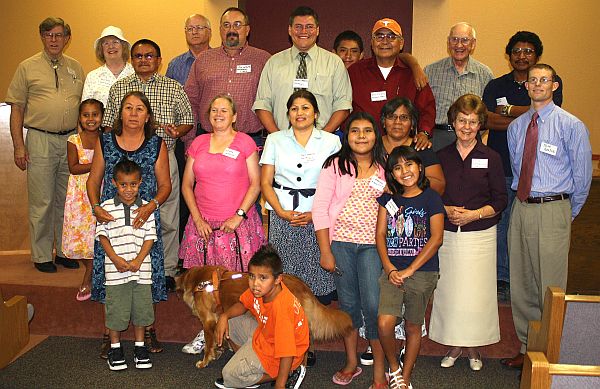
[[332, 367, 362, 385], [76, 287, 91, 301]]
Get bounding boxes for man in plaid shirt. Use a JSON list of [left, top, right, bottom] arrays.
[[103, 39, 194, 295]]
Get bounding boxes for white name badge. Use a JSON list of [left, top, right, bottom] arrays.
[[471, 158, 488, 169], [223, 148, 240, 159], [300, 153, 316, 163], [385, 198, 399, 216], [540, 142, 558, 156], [369, 176, 386, 192], [371, 91, 387, 102], [236, 64, 251, 73], [496, 97, 509, 106], [293, 78, 309, 89]]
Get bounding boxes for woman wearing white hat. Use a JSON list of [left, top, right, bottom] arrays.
[[82, 26, 134, 105]]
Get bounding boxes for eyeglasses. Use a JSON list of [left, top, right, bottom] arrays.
[[42, 32, 65, 40], [133, 53, 159, 60], [511, 48, 536, 57], [385, 113, 411, 122], [221, 21, 248, 30], [101, 39, 122, 47], [448, 36, 473, 45], [456, 118, 480, 127], [292, 24, 317, 33], [185, 25, 210, 33], [373, 33, 402, 42], [527, 76, 553, 85]]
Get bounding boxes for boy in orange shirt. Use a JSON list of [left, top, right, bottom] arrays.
[[215, 244, 308, 389]]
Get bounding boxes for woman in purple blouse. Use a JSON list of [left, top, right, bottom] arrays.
[[428, 94, 507, 371]]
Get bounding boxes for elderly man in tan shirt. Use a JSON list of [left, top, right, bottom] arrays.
[[6, 17, 84, 273]]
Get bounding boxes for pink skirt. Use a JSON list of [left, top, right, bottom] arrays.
[[179, 207, 266, 271]]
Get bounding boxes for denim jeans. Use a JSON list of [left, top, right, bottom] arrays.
[[497, 176, 516, 282], [331, 241, 382, 339]]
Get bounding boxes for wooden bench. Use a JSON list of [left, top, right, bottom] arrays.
[[0, 290, 30, 369], [521, 287, 600, 388]]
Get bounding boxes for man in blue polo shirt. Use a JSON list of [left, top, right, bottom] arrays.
[[482, 31, 563, 302]]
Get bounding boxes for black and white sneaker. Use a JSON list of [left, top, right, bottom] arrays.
[[107, 347, 127, 371], [286, 365, 306, 389], [360, 346, 374, 366], [399, 345, 406, 369], [134, 345, 153, 369], [214, 377, 259, 389]]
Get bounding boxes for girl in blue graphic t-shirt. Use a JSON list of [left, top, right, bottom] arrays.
[[375, 146, 445, 389]]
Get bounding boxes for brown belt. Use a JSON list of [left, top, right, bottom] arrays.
[[26, 126, 76, 136], [525, 194, 569, 204]]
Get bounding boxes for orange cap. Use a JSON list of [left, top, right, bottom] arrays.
[[372, 18, 402, 36]]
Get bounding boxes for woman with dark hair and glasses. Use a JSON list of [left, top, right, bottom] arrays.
[[380, 97, 445, 195], [429, 94, 507, 371]]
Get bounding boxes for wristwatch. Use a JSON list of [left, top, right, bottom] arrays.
[[236, 208, 248, 219]]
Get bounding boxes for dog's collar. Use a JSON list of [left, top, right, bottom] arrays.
[[193, 270, 245, 310]]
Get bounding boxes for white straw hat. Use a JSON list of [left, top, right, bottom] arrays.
[[94, 26, 129, 50]]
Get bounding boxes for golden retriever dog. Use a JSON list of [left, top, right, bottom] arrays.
[[177, 265, 353, 368]]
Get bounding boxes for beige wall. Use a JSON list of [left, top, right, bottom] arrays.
[[413, 0, 600, 152], [2, 1, 598, 151]]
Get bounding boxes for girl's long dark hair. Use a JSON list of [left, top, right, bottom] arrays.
[[323, 111, 386, 176], [385, 146, 429, 195]]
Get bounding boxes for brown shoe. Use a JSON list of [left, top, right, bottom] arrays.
[[100, 334, 110, 359], [500, 353, 524, 368], [144, 328, 163, 353]]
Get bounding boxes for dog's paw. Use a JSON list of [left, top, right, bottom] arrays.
[[195, 359, 210, 369]]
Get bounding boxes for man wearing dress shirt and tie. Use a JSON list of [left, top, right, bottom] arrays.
[[503, 63, 592, 369], [253, 6, 352, 133]]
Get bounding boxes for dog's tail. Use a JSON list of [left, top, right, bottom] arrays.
[[300, 293, 353, 342]]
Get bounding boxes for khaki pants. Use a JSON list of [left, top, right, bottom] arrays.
[[222, 312, 263, 388], [508, 198, 570, 353], [25, 130, 70, 263], [161, 149, 180, 276]]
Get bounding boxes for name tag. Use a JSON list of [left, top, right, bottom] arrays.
[[223, 148, 240, 159], [496, 97, 509, 106], [369, 176, 386, 192], [471, 158, 488, 169], [300, 153, 316, 163], [371, 91, 387, 102], [540, 142, 557, 156], [293, 78, 309, 89], [385, 198, 399, 215], [236, 64, 251, 73]]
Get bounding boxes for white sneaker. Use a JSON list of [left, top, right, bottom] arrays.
[[182, 330, 205, 354], [360, 346, 374, 366]]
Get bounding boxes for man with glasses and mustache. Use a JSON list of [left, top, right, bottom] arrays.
[[185, 7, 270, 149], [253, 6, 352, 134], [482, 31, 564, 305], [348, 18, 435, 150], [103, 39, 194, 300], [7, 17, 84, 273], [504, 63, 591, 369], [424, 22, 493, 151]]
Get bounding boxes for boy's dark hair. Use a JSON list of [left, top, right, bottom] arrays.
[[333, 30, 363, 53], [323, 111, 386, 177], [385, 146, 429, 195], [248, 244, 283, 277], [80, 98, 104, 115], [289, 6, 319, 26], [113, 159, 142, 180]]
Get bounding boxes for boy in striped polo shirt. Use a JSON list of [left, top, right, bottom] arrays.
[[96, 159, 156, 371]]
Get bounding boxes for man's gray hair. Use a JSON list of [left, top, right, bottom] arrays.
[[449, 22, 476, 39], [39, 17, 71, 36]]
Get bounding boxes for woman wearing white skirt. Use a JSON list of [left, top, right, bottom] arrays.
[[429, 94, 507, 371]]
